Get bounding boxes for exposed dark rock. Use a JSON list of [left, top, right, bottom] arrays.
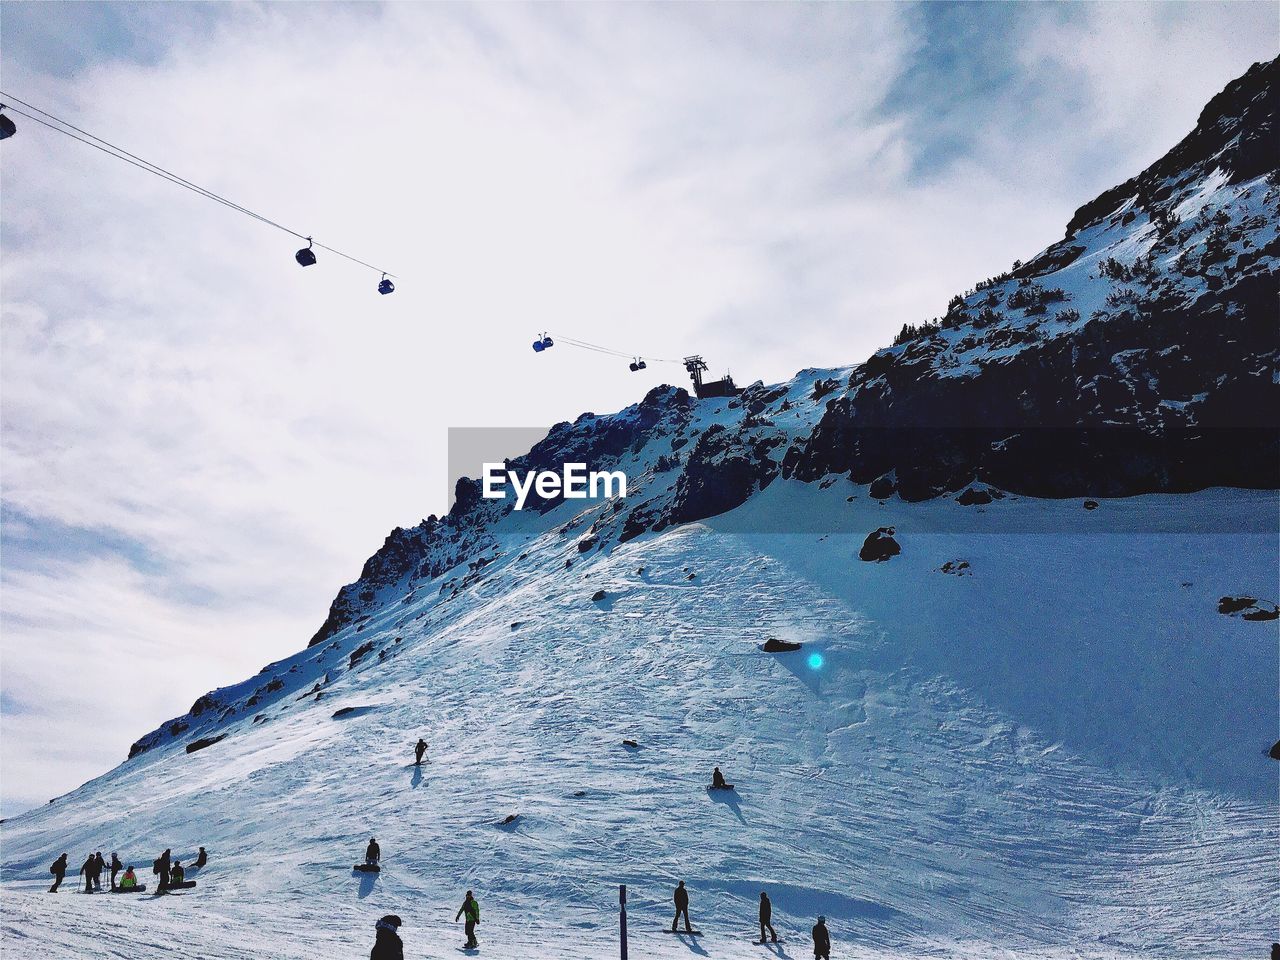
[[348, 641, 375, 669], [622, 739, 640, 748], [859, 527, 901, 563], [940, 560, 972, 576], [577, 536, 598, 553], [868, 473, 896, 500], [1083, 500, 1100, 510], [189, 694, 221, 717], [1218, 596, 1279, 620], [186, 735, 226, 755], [956, 487, 993, 506], [762, 637, 803, 652], [591, 589, 607, 602]]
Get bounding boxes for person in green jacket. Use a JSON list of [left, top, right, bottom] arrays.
[[455, 890, 480, 949], [119, 867, 139, 890]]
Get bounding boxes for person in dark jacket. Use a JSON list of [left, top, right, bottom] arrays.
[[712, 767, 727, 788], [812, 915, 831, 960], [79, 853, 96, 893], [155, 848, 171, 890], [365, 838, 381, 866], [195, 847, 208, 869], [48, 853, 68, 892], [370, 914, 403, 959], [758, 890, 778, 943], [414, 739, 428, 765], [671, 880, 693, 933], [109, 853, 123, 890], [455, 890, 480, 948], [93, 852, 106, 891]]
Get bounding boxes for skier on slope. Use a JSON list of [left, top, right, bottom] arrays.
[[48, 853, 68, 893], [455, 890, 480, 948], [671, 880, 694, 933], [812, 915, 831, 960], [365, 838, 381, 866], [79, 853, 96, 893], [758, 891, 779, 944], [110, 852, 123, 890], [370, 914, 404, 959], [414, 739, 428, 765]]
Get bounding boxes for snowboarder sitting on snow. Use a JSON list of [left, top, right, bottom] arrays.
[[710, 767, 733, 790], [120, 867, 139, 890], [671, 880, 694, 933], [48, 853, 68, 892], [195, 847, 208, 869], [759, 891, 778, 944], [812, 915, 831, 960], [414, 738, 428, 765], [370, 914, 404, 960], [365, 838, 381, 866], [171, 861, 185, 885], [455, 890, 480, 948]]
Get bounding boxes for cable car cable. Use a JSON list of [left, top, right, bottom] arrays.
[[0, 92, 397, 279]]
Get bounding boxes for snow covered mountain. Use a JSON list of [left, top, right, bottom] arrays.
[[2, 59, 1277, 960]]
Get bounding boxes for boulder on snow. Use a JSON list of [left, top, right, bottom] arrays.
[[622, 739, 640, 748], [348, 641, 375, 668], [577, 535, 598, 553], [186, 734, 226, 754], [762, 637, 803, 652], [1269, 740, 1280, 761], [955, 487, 993, 506], [498, 813, 520, 827], [868, 473, 896, 500], [1217, 596, 1279, 621], [859, 527, 901, 562], [939, 560, 971, 576], [1083, 499, 1100, 510], [591, 589, 608, 602]]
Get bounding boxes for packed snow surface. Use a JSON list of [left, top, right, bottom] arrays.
[[2, 485, 1276, 959]]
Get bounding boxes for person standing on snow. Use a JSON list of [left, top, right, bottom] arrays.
[[671, 880, 694, 933], [370, 914, 404, 959], [155, 848, 171, 890], [758, 891, 778, 944], [48, 853, 68, 892], [110, 852, 123, 890], [79, 853, 96, 893], [365, 838, 381, 866], [93, 852, 106, 891], [455, 890, 480, 948], [812, 915, 831, 960], [414, 738, 428, 765]]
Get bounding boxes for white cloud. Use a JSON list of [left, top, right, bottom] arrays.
[[0, 3, 1274, 814]]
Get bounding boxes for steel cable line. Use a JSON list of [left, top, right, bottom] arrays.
[[0, 92, 397, 278]]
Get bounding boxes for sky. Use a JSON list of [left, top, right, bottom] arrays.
[[1, 1, 1275, 817]]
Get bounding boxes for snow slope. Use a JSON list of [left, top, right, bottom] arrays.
[[2, 484, 1276, 959]]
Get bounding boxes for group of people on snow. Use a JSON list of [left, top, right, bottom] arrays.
[[363, 892, 480, 958], [359, 874, 831, 957], [49, 846, 206, 894]]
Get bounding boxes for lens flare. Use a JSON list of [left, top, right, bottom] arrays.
[[807, 652, 824, 670]]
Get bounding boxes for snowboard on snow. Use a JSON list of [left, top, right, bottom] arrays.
[[664, 929, 704, 936], [111, 885, 147, 894], [161, 880, 197, 891], [353, 863, 380, 873]]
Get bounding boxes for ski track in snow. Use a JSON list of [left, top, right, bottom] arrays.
[[2, 485, 1276, 959]]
